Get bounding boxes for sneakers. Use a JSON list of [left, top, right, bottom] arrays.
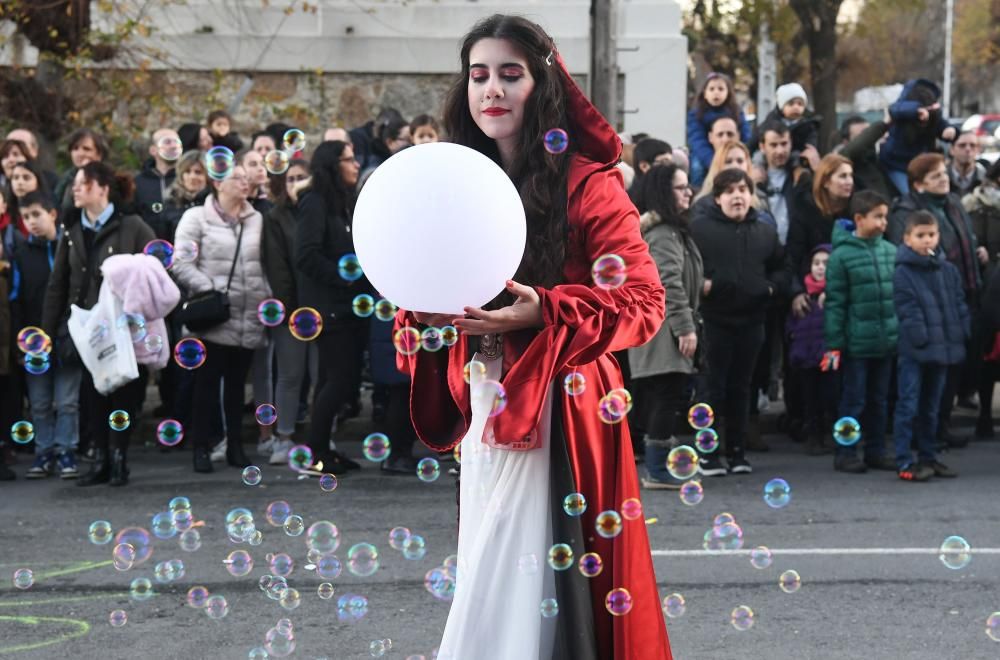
[[56, 451, 79, 479], [728, 456, 753, 474], [380, 454, 418, 475], [26, 452, 56, 479], [209, 439, 227, 463], [834, 455, 868, 473], [864, 455, 897, 471], [921, 460, 958, 478], [698, 456, 727, 477], [641, 474, 684, 490], [257, 436, 276, 457], [269, 438, 294, 466], [898, 463, 934, 482]]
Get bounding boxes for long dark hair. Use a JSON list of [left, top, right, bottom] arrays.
[[635, 163, 688, 232], [269, 158, 310, 206], [443, 14, 573, 291], [694, 72, 740, 122], [304, 141, 354, 218], [80, 161, 135, 206]]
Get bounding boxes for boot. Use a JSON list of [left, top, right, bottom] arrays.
[[806, 430, 832, 456], [193, 447, 213, 473], [77, 449, 111, 486], [109, 447, 129, 487], [226, 439, 252, 469]]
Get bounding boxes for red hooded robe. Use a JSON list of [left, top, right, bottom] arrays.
[[396, 53, 673, 660]]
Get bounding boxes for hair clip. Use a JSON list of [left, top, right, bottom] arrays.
[[545, 50, 554, 66]]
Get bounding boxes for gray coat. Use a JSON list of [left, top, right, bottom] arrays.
[[171, 196, 271, 349], [629, 212, 703, 377]]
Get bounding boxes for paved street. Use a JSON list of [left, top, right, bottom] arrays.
[[1, 398, 999, 659]]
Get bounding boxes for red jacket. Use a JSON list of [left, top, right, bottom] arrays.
[[396, 53, 672, 660]]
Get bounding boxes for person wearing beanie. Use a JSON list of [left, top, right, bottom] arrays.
[[751, 81, 821, 167]]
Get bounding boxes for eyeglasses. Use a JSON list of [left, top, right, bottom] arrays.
[[673, 184, 693, 194]]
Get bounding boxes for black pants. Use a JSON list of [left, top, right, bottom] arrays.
[[191, 341, 253, 450], [307, 320, 368, 455], [796, 366, 840, 434], [631, 373, 690, 439], [384, 382, 416, 458], [704, 321, 765, 460], [80, 368, 146, 451]]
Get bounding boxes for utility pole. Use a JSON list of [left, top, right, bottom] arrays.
[[943, 0, 954, 117], [591, 0, 619, 130], [757, 20, 777, 122]]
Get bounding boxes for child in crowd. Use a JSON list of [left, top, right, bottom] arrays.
[[824, 191, 899, 474], [207, 109, 244, 152], [409, 115, 442, 145], [686, 72, 751, 186], [763, 83, 819, 154], [10, 192, 82, 479], [879, 79, 957, 195], [892, 211, 967, 481], [785, 244, 835, 455]]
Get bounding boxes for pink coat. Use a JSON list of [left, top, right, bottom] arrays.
[[101, 253, 181, 368]]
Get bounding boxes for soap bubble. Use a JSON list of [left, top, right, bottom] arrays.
[[595, 510, 623, 539], [605, 588, 633, 616], [578, 552, 604, 578], [10, 420, 35, 444], [540, 598, 560, 618], [833, 416, 861, 446], [416, 457, 441, 482], [89, 520, 113, 545], [109, 609, 128, 627], [662, 593, 685, 618], [174, 338, 207, 369], [205, 146, 235, 181], [939, 536, 972, 570], [338, 253, 363, 282], [205, 594, 228, 619], [591, 254, 626, 290], [143, 239, 174, 269], [282, 128, 306, 152], [666, 446, 699, 480], [352, 294, 375, 318], [779, 569, 802, 593], [731, 605, 754, 631], [563, 372, 586, 396], [694, 428, 719, 453], [547, 543, 574, 571], [679, 480, 704, 506], [242, 466, 262, 486], [108, 409, 130, 431], [543, 128, 569, 154], [257, 299, 286, 327], [288, 307, 323, 341], [12, 568, 33, 589], [264, 149, 290, 175], [687, 403, 714, 429], [763, 478, 791, 509], [562, 492, 587, 517], [347, 543, 380, 577], [750, 546, 773, 569]]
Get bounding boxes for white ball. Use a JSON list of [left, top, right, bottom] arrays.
[[353, 142, 526, 314]]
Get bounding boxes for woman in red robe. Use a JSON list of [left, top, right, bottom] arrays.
[[396, 14, 673, 660]]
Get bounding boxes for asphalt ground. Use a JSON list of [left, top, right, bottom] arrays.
[[1, 393, 999, 659]]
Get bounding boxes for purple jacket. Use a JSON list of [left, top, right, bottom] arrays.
[[786, 293, 826, 369]]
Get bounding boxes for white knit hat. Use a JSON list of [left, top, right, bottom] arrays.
[[776, 83, 807, 110]]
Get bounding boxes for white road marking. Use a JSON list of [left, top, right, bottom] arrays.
[[651, 547, 1000, 557]]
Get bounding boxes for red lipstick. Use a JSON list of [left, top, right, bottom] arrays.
[[483, 107, 510, 116]]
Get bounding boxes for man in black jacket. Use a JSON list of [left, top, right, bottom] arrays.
[[692, 169, 788, 477], [133, 128, 179, 239]]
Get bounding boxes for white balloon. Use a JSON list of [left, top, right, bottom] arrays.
[[353, 142, 526, 314]]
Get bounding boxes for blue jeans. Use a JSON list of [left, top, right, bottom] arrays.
[[893, 356, 946, 468], [837, 355, 893, 459], [887, 168, 909, 195], [25, 365, 82, 455]]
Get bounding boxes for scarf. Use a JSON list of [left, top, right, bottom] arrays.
[[804, 273, 825, 296]]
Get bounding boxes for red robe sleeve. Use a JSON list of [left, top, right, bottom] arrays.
[[491, 163, 665, 445]]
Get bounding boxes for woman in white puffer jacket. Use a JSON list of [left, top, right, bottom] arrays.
[[172, 164, 271, 473]]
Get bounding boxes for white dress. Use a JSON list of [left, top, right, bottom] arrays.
[[437, 351, 558, 660]]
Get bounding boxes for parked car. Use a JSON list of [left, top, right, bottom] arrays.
[[962, 113, 1000, 152]]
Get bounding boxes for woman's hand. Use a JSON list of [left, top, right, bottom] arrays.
[[412, 312, 460, 327], [791, 292, 812, 318], [677, 332, 698, 359], [977, 246, 989, 265], [702, 279, 712, 296], [453, 280, 543, 336]]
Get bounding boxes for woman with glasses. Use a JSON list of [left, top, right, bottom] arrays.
[[171, 164, 271, 473], [260, 159, 317, 466]]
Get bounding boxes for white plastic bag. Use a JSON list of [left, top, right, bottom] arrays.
[[68, 281, 139, 395]]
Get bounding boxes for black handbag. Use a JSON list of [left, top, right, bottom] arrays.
[[175, 224, 243, 332]]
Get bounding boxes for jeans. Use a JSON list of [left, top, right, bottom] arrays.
[[704, 321, 765, 461], [272, 324, 312, 437], [893, 356, 946, 468], [192, 341, 253, 450], [887, 168, 909, 195], [26, 365, 82, 455], [838, 355, 893, 459]]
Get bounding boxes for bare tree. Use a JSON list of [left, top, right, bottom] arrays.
[[788, 0, 844, 150]]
